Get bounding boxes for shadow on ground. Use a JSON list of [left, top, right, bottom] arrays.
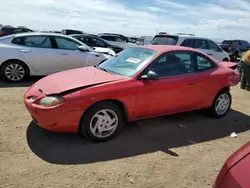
[[0, 76, 43, 88], [26, 109, 250, 165]]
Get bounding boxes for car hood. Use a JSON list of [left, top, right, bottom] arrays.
[[33, 67, 126, 95]]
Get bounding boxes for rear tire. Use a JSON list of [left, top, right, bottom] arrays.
[[1, 60, 29, 82], [209, 89, 232, 118], [79, 102, 124, 142]]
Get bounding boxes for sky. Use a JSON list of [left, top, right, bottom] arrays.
[[1, 0, 250, 40]]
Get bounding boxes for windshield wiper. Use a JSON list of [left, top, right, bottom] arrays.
[[94, 66, 115, 74]]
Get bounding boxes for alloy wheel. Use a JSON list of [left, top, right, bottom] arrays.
[[5, 64, 25, 81]]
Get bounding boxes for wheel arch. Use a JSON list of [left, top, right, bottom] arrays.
[[78, 99, 129, 131], [0, 59, 30, 75]]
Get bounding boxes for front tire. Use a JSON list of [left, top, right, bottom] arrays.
[[1, 60, 29, 82], [79, 102, 124, 142], [209, 89, 232, 118]]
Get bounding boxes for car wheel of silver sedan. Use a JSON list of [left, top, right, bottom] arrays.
[[80, 101, 124, 142], [2, 61, 28, 82]]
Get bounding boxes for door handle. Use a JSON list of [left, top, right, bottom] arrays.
[[207, 53, 213, 56], [60, 52, 68, 55], [20, 49, 30, 53], [189, 82, 195, 85]]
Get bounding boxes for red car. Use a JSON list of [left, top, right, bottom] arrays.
[[24, 45, 239, 142], [213, 141, 250, 188]]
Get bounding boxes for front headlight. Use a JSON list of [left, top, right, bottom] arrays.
[[38, 96, 64, 107]]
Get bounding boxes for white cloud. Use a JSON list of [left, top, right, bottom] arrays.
[[1, 0, 250, 40]]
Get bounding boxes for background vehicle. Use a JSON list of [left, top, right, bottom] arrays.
[[62, 29, 85, 35], [0, 33, 107, 82], [98, 33, 136, 49], [71, 34, 123, 54], [24, 45, 239, 142], [151, 33, 230, 62], [127, 37, 144, 45], [219, 40, 250, 61], [0, 25, 33, 37], [213, 141, 250, 188]]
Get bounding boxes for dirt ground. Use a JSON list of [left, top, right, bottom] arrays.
[[0, 79, 250, 188]]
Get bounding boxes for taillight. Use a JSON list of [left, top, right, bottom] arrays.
[[0, 31, 5, 36], [228, 46, 232, 51]]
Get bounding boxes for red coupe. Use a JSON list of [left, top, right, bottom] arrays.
[[24, 45, 239, 142], [213, 141, 250, 188]]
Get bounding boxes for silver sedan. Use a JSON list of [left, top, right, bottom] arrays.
[[0, 33, 108, 82]]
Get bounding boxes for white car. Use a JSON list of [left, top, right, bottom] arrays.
[[151, 33, 230, 62], [0, 33, 108, 82]]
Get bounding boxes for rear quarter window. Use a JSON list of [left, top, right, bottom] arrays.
[[12, 37, 23, 45], [151, 35, 178, 45]]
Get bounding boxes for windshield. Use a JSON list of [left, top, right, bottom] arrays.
[[98, 47, 157, 77], [151, 35, 178, 45]]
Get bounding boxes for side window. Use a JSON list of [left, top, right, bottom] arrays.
[[193, 39, 209, 50], [115, 36, 125, 43], [89, 38, 106, 47], [196, 55, 214, 71], [180, 39, 193, 48], [233, 41, 240, 46], [241, 41, 247, 49], [77, 37, 89, 45], [149, 52, 194, 77], [208, 40, 219, 52], [23, 36, 52, 48], [101, 36, 115, 41], [12, 37, 23, 45], [55, 37, 79, 50]]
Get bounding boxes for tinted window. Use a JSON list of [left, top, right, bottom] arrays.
[[89, 37, 106, 47], [23, 36, 52, 48], [233, 41, 240, 45], [101, 36, 115, 41], [241, 41, 248, 49], [75, 36, 89, 45], [151, 35, 178, 45], [55, 37, 79, 50], [114, 36, 125, 43], [193, 39, 209, 50], [180, 39, 193, 47], [196, 55, 214, 71], [208, 40, 219, 51], [149, 52, 194, 77], [12, 37, 23, 45], [222, 40, 232, 45]]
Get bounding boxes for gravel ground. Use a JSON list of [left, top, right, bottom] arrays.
[[0, 79, 250, 188]]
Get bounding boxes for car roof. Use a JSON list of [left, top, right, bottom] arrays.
[[155, 34, 211, 41], [14, 32, 68, 37], [141, 45, 203, 54]]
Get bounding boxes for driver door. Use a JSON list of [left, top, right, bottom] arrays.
[[135, 51, 198, 118]]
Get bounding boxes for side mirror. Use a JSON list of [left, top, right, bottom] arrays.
[[140, 71, 159, 80], [78, 45, 88, 51]]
